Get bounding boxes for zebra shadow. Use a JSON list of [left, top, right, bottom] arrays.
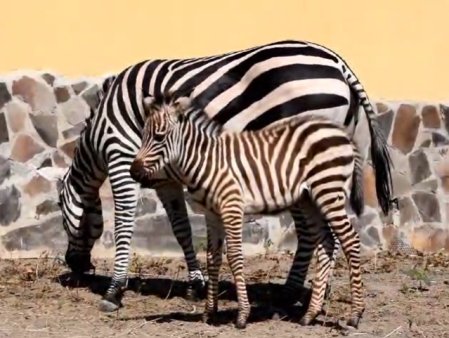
[[54, 272, 311, 305], [53, 273, 348, 327]]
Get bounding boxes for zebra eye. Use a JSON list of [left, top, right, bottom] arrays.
[[153, 133, 165, 142]]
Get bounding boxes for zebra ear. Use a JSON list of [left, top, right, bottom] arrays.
[[174, 96, 191, 111], [143, 96, 156, 111]]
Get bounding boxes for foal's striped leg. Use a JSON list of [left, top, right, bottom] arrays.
[[300, 227, 338, 325], [203, 213, 225, 324], [314, 190, 365, 328], [221, 203, 249, 329]]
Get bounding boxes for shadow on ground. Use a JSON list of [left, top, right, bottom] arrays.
[[52, 272, 329, 326]]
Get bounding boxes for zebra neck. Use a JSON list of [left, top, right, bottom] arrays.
[[176, 120, 222, 189]]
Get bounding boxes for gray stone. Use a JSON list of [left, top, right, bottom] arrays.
[[432, 132, 449, 147], [54, 86, 71, 103], [0, 156, 11, 185], [278, 212, 293, 229], [0, 185, 21, 226], [2, 215, 67, 251], [375, 102, 391, 114], [12, 76, 56, 115], [5, 100, 30, 133], [360, 230, 377, 248], [421, 139, 432, 147], [412, 192, 441, 223], [40, 157, 52, 168], [441, 105, 449, 134], [367, 226, 381, 243], [358, 212, 377, 230], [0, 113, 8, 143], [409, 149, 431, 185], [72, 81, 88, 94], [81, 85, 100, 110], [377, 110, 394, 139], [35, 199, 60, 218], [0, 82, 12, 110], [133, 214, 205, 253], [391, 171, 412, 196], [41, 73, 55, 86], [52, 150, 69, 168], [414, 179, 438, 193], [399, 197, 421, 225], [62, 122, 85, 139], [101, 230, 114, 249], [29, 114, 58, 147], [242, 220, 268, 245], [60, 97, 89, 126], [135, 196, 158, 217]]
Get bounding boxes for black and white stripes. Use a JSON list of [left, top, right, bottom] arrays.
[[131, 94, 366, 328], [58, 40, 393, 312]]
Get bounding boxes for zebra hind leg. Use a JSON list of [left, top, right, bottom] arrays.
[[64, 189, 104, 277], [283, 194, 336, 309], [299, 229, 337, 326], [315, 191, 365, 328], [155, 180, 205, 300], [221, 206, 249, 329], [202, 214, 224, 325], [281, 206, 318, 307]]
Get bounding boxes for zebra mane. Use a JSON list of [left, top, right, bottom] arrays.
[[80, 75, 118, 137], [151, 90, 225, 137]]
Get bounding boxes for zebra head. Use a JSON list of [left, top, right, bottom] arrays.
[[130, 94, 190, 184]]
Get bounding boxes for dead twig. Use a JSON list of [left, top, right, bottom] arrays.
[[383, 326, 402, 338], [164, 265, 181, 300]]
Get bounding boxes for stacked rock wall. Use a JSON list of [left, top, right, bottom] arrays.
[[0, 71, 448, 259]]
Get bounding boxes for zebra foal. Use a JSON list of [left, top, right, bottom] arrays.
[[130, 94, 366, 329]]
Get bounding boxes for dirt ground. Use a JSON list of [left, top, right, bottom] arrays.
[[0, 251, 448, 338]]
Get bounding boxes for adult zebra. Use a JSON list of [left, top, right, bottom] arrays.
[[58, 40, 393, 312]]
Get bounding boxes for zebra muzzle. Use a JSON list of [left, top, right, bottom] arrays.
[[130, 160, 151, 183]]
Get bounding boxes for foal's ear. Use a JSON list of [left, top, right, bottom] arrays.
[[174, 96, 191, 111], [172, 96, 191, 122], [143, 96, 156, 113]]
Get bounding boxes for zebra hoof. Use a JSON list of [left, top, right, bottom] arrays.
[[347, 313, 363, 329], [298, 316, 313, 326], [186, 280, 206, 301], [235, 319, 247, 330], [299, 311, 318, 326], [65, 251, 95, 275], [99, 292, 124, 312], [99, 298, 122, 312], [202, 312, 218, 325]]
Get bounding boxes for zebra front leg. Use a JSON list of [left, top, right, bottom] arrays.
[[315, 191, 365, 328], [99, 172, 139, 312], [155, 180, 205, 300], [221, 206, 249, 329], [203, 213, 224, 325], [60, 175, 105, 277]]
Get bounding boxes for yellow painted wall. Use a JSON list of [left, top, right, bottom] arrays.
[[0, 0, 447, 100]]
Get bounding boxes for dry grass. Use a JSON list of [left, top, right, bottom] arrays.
[[0, 252, 448, 337]]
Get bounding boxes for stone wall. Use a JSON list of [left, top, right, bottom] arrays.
[[0, 71, 448, 259]]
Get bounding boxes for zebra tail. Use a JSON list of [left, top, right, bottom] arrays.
[[345, 73, 393, 216], [350, 142, 364, 217]]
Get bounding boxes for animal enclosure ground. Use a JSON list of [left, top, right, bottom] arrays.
[[0, 252, 448, 338]]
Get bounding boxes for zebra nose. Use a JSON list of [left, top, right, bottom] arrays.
[[130, 160, 146, 182]]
